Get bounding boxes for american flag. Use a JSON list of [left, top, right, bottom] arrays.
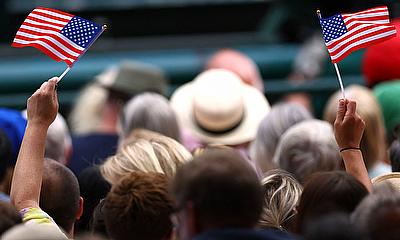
[[12, 7, 102, 66], [319, 6, 397, 63]]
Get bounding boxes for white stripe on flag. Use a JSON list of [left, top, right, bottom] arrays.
[[330, 30, 396, 60], [16, 32, 81, 57], [33, 9, 73, 20], [29, 13, 69, 25], [12, 38, 75, 62]]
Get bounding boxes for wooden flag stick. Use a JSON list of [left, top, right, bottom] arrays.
[[317, 9, 346, 99], [57, 24, 108, 83]]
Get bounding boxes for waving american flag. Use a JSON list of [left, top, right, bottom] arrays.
[[319, 6, 397, 63], [12, 7, 103, 66]]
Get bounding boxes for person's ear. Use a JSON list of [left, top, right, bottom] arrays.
[[76, 196, 84, 220]]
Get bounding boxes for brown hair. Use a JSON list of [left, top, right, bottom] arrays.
[[171, 148, 263, 229], [104, 172, 173, 240], [295, 171, 368, 234], [0, 201, 21, 235]]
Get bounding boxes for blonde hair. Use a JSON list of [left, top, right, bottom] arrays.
[[259, 169, 302, 231], [324, 85, 387, 170], [69, 83, 108, 134], [101, 129, 192, 184]]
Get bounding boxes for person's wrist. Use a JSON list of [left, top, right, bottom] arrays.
[[340, 147, 361, 152], [27, 120, 51, 130]]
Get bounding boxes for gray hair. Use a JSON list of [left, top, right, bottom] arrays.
[[250, 102, 312, 173], [273, 120, 341, 183], [259, 169, 303, 231], [22, 111, 72, 165], [120, 92, 180, 141]]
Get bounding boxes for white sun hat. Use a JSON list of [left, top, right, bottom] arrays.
[[171, 69, 270, 145]]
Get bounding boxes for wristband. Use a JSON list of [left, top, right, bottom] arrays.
[[340, 147, 361, 152]]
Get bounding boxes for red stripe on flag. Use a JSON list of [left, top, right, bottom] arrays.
[[22, 21, 62, 32], [26, 16, 66, 28], [36, 7, 74, 17], [16, 28, 82, 54], [14, 35, 79, 61], [327, 24, 393, 47], [327, 26, 396, 57], [11, 42, 73, 66], [30, 10, 71, 23], [331, 34, 395, 63]]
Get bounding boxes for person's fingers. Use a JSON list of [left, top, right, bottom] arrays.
[[43, 78, 57, 94], [346, 100, 357, 116], [336, 99, 346, 122]]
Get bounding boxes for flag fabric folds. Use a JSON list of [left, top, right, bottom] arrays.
[[319, 6, 397, 63], [12, 7, 102, 66]]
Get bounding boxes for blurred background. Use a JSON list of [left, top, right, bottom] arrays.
[[0, 0, 399, 117]]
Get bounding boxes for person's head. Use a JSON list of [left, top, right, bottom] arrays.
[[120, 92, 180, 141], [0, 201, 21, 235], [296, 171, 368, 234], [273, 120, 341, 183], [76, 166, 111, 234], [40, 159, 83, 235], [250, 102, 312, 173], [171, 148, 263, 240], [352, 184, 400, 240], [390, 135, 400, 172], [0, 129, 12, 183], [259, 169, 302, 232], [170, 69, 270, 147], [44, 113, 72, 165], [69, 83, 108, 134], [304, 213, 361, 240], [100, 129, 192, 184], [205, 48, 264, 92], [22, 111, 72, 165], [324, 85, 387, 170], [103, 172, 173, 240]]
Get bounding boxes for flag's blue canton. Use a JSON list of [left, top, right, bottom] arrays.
[[320, 14, 348, 43], [60, 16, 101, 48]]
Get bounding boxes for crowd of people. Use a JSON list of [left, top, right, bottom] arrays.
[[0, 43, 399, 240]]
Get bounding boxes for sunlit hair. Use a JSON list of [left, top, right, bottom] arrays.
[[69, 83, 108, 134], [120, 92, 180, 141], [259, 169, 302, 231], [250, 102, 312, 173], [324, 85, 386, 170], [101, 129, 192, 184]]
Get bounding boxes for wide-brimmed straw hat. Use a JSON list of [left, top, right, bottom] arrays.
[[171, 69, 270, 145], [372, 172, 400, 192]]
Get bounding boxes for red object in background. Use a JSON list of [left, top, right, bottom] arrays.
[[363, 19, 400, 87]]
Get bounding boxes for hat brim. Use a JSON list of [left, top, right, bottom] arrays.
[[171, 81, 270, 145]]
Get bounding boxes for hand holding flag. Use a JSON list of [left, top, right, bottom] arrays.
[[12, 7, 106, 81]]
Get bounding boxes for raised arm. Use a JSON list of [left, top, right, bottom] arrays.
[[334, 99, 372, 192], [10, 78, 59, 210]]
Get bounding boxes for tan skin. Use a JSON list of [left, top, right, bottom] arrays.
[[334, 99, 372, 192]]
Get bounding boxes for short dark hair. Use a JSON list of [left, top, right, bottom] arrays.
[[104, 172, 173, 240], [0, 201, 21, 235], [352, 184, 400, 240], [0, 129, 12, 182], [171, 148, 263, 229], [40, 159, 80, 233], [295, 171, 368, 234]]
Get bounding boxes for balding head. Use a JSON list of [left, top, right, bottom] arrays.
[[40, 159, 81, 234], [206, 49, 264, 92]]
